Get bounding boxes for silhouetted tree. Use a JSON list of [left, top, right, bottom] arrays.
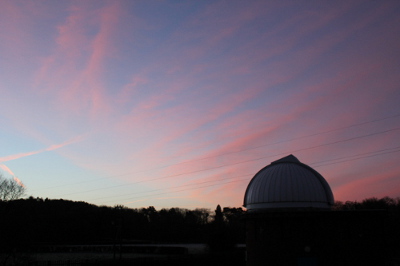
[[0, 174, 25, 201], [208, 205, 239, 254], [333, 196, 400, 211], [214, 204, 224, 224], [223, 207, 245, 243], [186, 208, 210, 225]]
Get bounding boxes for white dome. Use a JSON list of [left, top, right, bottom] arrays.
[[244, 155, 334, 212]]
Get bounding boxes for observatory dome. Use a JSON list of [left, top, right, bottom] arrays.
[[244, 155, 334, 212]]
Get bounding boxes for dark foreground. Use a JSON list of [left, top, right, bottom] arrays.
[[1, 243, 246, 266]]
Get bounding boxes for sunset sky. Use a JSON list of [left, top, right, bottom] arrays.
[[1, 0, 399, 210]]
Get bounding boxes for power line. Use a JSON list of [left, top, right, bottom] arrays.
[[107, 150, 400, 207], [312, 147, 400, 168], [121, 113, 400, 175], [96, 174, 253, 205], [54, 126, 400, 198], [101, 178, 251, 206], [96, 148, 400, 206], [29, 113, 400, 193], [311, 145, 400, 166], [66, 142, 400, 206]]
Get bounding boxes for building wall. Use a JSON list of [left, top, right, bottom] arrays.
[[245, 210, 391, 266]]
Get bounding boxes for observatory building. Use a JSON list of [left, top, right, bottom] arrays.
[[244, 154, 334, 211], [243, 155, 389, 266]]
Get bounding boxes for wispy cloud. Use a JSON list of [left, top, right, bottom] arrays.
[[1, 1, 399, 208]]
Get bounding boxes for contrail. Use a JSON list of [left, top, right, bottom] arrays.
[[0, 136, 84, 189], [0, 135, 84, 163], [0, 164, 25, 187], [0, 164, 15, 176], [13, 177, 25, 187]]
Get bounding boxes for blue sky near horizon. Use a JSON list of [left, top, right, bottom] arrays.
[[0, 0, 400, 210]]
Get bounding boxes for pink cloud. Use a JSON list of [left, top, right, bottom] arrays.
[[0, 2, 32, 56], [2, 1, 396, 210], [334, 164, 400, 201], [116, 75, 149, 105], [103, 54, 399, 203], [113, 78, 338, 184], [107, 78, 271, 173], [186, 171, 250, 208], [56, 5, 90, 59], [157, 108, 400, 206], [32, 2, 123, 120], [121, 4, 390, 161]]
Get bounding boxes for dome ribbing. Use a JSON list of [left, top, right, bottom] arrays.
[[244, 155, 334, 212]]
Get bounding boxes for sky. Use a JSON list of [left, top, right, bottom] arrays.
[[0, 0, 399, 210]]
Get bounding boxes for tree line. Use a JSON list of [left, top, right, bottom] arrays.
[[0, 197, 245, 252], [2, 195, 400, 247], [1, 173, 400, 254], [333, 196, 400, 211]]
